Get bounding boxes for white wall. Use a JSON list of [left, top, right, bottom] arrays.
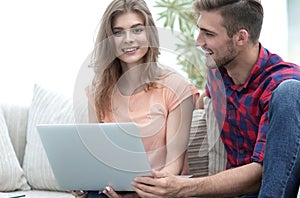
[[0, 0, 292, 105], [287, 0, 300, 64], [260, 0, 288, 60], [0, 0, 108, 105], [0, 0, 164, 105]]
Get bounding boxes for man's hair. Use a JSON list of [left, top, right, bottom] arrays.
[[193, 0, 264, 43]]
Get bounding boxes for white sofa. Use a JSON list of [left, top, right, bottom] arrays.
[[0, 84, 226, 197]]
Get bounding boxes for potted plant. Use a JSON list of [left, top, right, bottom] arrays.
[[154, 0, 206, 89]]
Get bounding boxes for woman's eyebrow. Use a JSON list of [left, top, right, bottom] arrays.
[[131, 23, 144, 28], [113, 23, 144, 30]]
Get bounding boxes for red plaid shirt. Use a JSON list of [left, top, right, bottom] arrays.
[[206, 44, 300, 169]]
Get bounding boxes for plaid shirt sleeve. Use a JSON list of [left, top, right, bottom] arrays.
[[251, 88, 272, 164]]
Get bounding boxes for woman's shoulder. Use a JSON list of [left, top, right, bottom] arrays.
[[157, 67, 193, 86], [156, 72, 196, 97]]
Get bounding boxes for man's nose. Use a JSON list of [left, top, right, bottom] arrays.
[[195, 32, 205, 47]]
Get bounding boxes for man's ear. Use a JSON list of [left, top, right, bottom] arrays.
[[235, 29, 249, 46]]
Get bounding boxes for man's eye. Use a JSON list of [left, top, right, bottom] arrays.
[[205, 32, 214, 37]]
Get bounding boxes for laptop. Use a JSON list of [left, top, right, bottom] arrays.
[[36, 123, 152, 191]]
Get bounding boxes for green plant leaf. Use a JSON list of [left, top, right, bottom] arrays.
[[154, 0, 206, 89]]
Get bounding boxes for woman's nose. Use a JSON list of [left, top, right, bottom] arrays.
[[124, 30, 134, 43]]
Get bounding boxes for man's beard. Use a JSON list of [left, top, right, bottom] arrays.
[[206, 39, 237, 69]]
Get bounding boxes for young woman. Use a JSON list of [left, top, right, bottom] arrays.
[[74, 0, 198, 197]]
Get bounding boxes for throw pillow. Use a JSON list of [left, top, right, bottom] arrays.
[[22, 84, 87, 190], [188, 109, 209, 177], [0, 108, 30, 191], [1, 104, 29, 166], [204, 96, 227, 175]]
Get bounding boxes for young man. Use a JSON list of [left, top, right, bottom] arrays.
[[132, 0, 300, 197]]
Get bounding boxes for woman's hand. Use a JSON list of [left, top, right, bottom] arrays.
[[102, 186, 121, 198], [102, 186, 140, 198], [71, 190, 87, 198]]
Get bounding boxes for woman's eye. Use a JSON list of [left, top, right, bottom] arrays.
[[132, 28, 144, 34], [113, 31, 124, 37]]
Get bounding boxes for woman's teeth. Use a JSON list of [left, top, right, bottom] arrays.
[[122, 47, 138, 52]]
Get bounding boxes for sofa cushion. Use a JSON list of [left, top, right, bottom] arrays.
[[22, 84, 76, 191], [0, 108, 30, 191]]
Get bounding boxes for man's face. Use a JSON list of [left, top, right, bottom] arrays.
[[195, 10, 238, 68]]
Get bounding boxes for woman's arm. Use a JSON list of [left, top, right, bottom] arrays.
[[160, 95, 194, 175]]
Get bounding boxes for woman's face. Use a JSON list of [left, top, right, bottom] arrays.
[[112, 12, 149, 71]]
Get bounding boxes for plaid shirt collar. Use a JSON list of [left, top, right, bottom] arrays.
[[219, 43, 273, 92]]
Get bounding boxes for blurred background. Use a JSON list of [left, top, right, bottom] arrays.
[[0, 0, 299, 105]]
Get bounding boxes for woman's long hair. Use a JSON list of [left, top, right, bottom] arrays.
[[92, 0, 160, 122]]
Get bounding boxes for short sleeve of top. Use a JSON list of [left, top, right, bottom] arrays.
[[160, 73, 199, 112]]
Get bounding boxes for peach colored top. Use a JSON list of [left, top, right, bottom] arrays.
[[90, 72, 199, 174]]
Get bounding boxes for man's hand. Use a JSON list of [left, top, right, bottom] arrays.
[[132, 170, 183, 198]]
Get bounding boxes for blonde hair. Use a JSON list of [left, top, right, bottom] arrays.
[[92, 0, 160, 122]]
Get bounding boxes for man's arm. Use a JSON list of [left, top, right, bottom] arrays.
[[132, 162, 262, 198]]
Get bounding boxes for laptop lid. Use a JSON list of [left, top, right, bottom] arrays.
[[37, 123, 152, 191]]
